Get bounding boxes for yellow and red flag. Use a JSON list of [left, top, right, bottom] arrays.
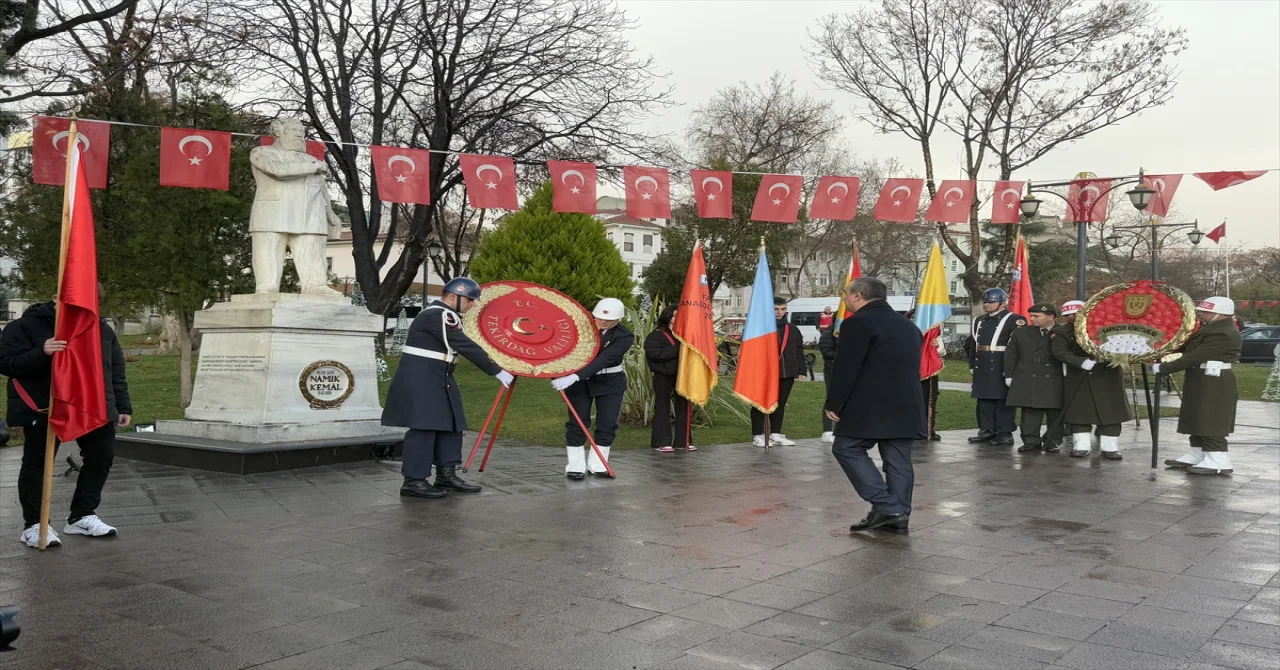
[[673, 240, 719, 405], [832, 240, 861, 334]]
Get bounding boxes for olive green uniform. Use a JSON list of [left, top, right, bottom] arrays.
[[1004, 324, 1064, 448], [1158, 318, 1241, 452], [1049, 322, 1132, 436]]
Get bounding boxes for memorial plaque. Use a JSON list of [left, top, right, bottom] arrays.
[[299, 360, 355, 409]]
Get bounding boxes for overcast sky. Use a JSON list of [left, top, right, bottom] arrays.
[[615, 0, 1279, 249]]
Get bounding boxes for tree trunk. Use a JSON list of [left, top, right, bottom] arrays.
[[179, 311, 194, 409], [157, 313, 182, 355]]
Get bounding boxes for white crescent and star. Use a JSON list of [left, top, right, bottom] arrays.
[[561, 169, 586, 194], [1081, 184, 1101, 201], [476, 163, 504, 189], [890, 184, 911, 207], [701, 176, 723, 200], [178, 135, 214, 166], [51, 130, 90, 155], [1151, 177, 1167, 194], [388, 155, 416, 183], [826, 180, 848, 203], [768, 181, 791, 206], [1001, 187, 1022, 209], [942, 186, 965, 207], [634, 174, 659, 200]]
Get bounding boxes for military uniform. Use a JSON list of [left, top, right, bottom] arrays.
[[563, 322, 634, 475], [968, 308, 1024, 442], [1049, 321, 1131, 458], [1004, 322, 1064, 451], [1159, 312, 1241, 474]]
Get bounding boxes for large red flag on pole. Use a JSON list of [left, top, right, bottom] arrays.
[[673, 240, 718, 406], [1008, 234, 1033, 318]]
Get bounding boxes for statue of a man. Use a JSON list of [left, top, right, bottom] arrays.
[[249, 117, 343, 296]]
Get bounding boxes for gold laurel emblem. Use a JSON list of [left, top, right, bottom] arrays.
[[1124, 294, 1153, 318], [463, 283, 598, 377]]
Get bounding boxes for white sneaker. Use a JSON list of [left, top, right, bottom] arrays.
[[62, 515, 117, 537], [821, 431, 835, 443], [20, 525, 62, 548], [770, 433, 796, 446], [752, 434, 766, 447]]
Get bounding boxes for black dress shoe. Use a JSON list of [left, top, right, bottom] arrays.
[[434, 467, 482, 493], [1100, 451, 1123, 460], [989, 435, 1015, 447], [929, 433, 943, 442], [1069, 449, 1090, 458], [400, 479, 447, 499], [1017, 443, 1041, 453], [1044, 444, 1061, 453], [566, 471, 585, 480], [967, 431, 995, 443], [850, 512, 909, 532]]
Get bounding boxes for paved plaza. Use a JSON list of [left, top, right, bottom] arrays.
[[1, 405, 1278, 670]]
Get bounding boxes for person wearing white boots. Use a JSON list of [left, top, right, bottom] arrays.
[[1050, 300, 1131, 460], [1155, 296, 1242, 476], [553, 298, 633, 479]]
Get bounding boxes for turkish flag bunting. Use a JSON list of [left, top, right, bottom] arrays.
[[1239, 301, 1251, 309], [924, 180, 975, 224], [809, 176, 860, 221], [370, 145, 432, 205], [548, 160, 597, 214], [690, 170, 733, 219], [261, 136, 327, 162], [159, 127, 231, 190], [32, 116, 110, 189], [1141, 174, 1182, 218], [1206, 221, 1226, 244], [750, 174, 803, 223], [51, 143, 108, 442], [1194, 171, 1267, 191], [458, 154, 518, 210], [989, 181, 1025, 224], [624, 166, 671, 219], [1065, 178, 1112, 223], [872, 178, 924, 222]]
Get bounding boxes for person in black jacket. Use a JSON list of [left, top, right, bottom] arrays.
[[645, 305, 692, 452], [751, 297, 807, 446], [825, 277, 925, 534], [0, 298, 131, 548], [553, 297, 634, 478], [818, 324, 838, 444]]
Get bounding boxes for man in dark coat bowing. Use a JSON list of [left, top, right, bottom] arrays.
[[825, 277, 926, 534], [382, 278, 514, 499]]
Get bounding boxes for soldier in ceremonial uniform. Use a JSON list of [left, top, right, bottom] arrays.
[[966, 288, 1023, 446], [553, 298, 633, 479], [1004, 303, 1064, 453], [382, 278, 514, 499], [1050, 300, 1130, 460], [1155, 296, 1242, 475]]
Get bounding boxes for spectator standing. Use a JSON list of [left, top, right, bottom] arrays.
[[817, 306, 834, 332], [645, 305, 693, 452], [818, 325, 838, 443], [750, 297, 806, 446]]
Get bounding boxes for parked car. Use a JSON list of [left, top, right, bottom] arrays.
[[1240, 326, 1280, 363]]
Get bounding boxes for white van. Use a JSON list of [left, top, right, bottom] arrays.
[[787, 295, 917, 344]]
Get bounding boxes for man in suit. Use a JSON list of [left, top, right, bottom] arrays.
[[382, 278, 514, 498], [553, 298, 633, 479], [825, 277, 926, 534], [967, 288, 1024, 446], [750, 297, 807, 446], [1004, 303, 1064, 453]]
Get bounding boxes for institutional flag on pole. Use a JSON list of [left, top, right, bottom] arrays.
[[624, 166, 672, 219], [1194, 171, 1266, 191], [51, 133, 107, 442], [809, 176, 860, 221], [990, 181, 1025, 224], [159, 127, 232, 190], [32, 116, 111, 189], [673, 240, 719, 405], [832, 241, 861, 334], [1008, 234, 1034, 318], [923, 180, 975, 224], [691, 170, 733, 219], [750, 174, 803, 223], [913, 242, 952, 334], [1141, 174, 1182, 218], [370, 145, 432, 205], [458, 154, 518, 210], [732, 247, 780, 413], [1206, 220, 1227, 244], [872, 178, 924, 222], [548, 160, 598, 213]]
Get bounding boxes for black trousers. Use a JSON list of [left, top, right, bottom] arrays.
[[751, 377, 796, 435], [1019, 408, 1063, 447], [564, 387, 624, 446], [1068, 423, 1121, 437], [19, 422, 115, 528], [651, 373, 690, 448], [401, 429, 463, 479], [832, 437, 913, 516], [976, 398, 1016, 436], [822, 369, 834, 432], [922, 377, 939, 436], [1190, 435, 1228, 452]]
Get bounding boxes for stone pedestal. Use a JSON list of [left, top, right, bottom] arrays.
[[155, 293, 401, 445]]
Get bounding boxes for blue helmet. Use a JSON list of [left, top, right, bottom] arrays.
[[982, 287, 1008, 304], [443, 277, 482, 301]]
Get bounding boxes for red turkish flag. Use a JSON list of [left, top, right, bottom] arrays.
[[548, 160, 597, 214], [261, 136, 327, 161], [370, 145, 432, 205], [1141, 174, 1182, 218], [750, 174, 803, 223], [872, 178, 924, 222], [458, 154, 518, 210], [691, 170, 733, 219], [159, 127, 232, 190], [624, 166, 671, 219], [1065, 178, 1111, 223], [1194, 171, 1266, 191], [924, 180, 975, 224], [51, 144, 107, 442], [809, 176, 860, 221], [1206, 221, 1226, 244], [32, 116, 110, 189], [990, 180, 1025, 224]]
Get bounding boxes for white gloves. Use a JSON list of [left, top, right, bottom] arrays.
[[552, 374, 579, 391], [1004, 378, 1012, 387], [1081, 359, 1096, 371], [496, 370, 514, 387], [1151, 363, 1161, 374]]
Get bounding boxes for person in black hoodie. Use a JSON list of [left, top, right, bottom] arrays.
[[0, 296, 131, 548], [750, 297, 807, 446], [645, 305, 692, 452]]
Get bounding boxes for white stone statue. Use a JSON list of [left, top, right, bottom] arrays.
[[249, 117, 343, 296]]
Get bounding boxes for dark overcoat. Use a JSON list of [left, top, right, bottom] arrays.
[[382, 300, 501, 432], [777, 321, 806, 379], [1159, 317, 1241, 437], [644, 328, 679, 377], [969, 309, 1024, 399], [824, 300, 926, 440], [1049, 322, 1132, 426], [569, 324, 634, 397], [1003, 325, 1064, 409]]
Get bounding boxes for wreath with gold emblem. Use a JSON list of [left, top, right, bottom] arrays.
[[462, 281, 600, 377], [1076, 279, 1197, 365]]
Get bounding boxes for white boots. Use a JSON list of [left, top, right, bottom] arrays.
[[1069, 433, 1091, 457], [565, 446, 586, 480], [1187, 451, 1233, 475], [1099, 435, 1122, 460], [1165, 447, 1204, 468], [587, 445, 612, 475]]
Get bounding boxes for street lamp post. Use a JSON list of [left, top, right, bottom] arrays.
[[423, 240, 444, 302], [1103, 219, 1204, 281]]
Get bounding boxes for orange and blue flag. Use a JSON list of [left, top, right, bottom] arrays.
[[732, 247, 779, 414]]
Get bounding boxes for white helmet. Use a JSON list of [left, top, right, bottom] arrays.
[[1060, 300, 1085, 316], [1196, 296, 1234, 316], [592, 297, 625, 320]]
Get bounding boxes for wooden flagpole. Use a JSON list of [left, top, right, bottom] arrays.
[[39, 119, 78, 550]]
